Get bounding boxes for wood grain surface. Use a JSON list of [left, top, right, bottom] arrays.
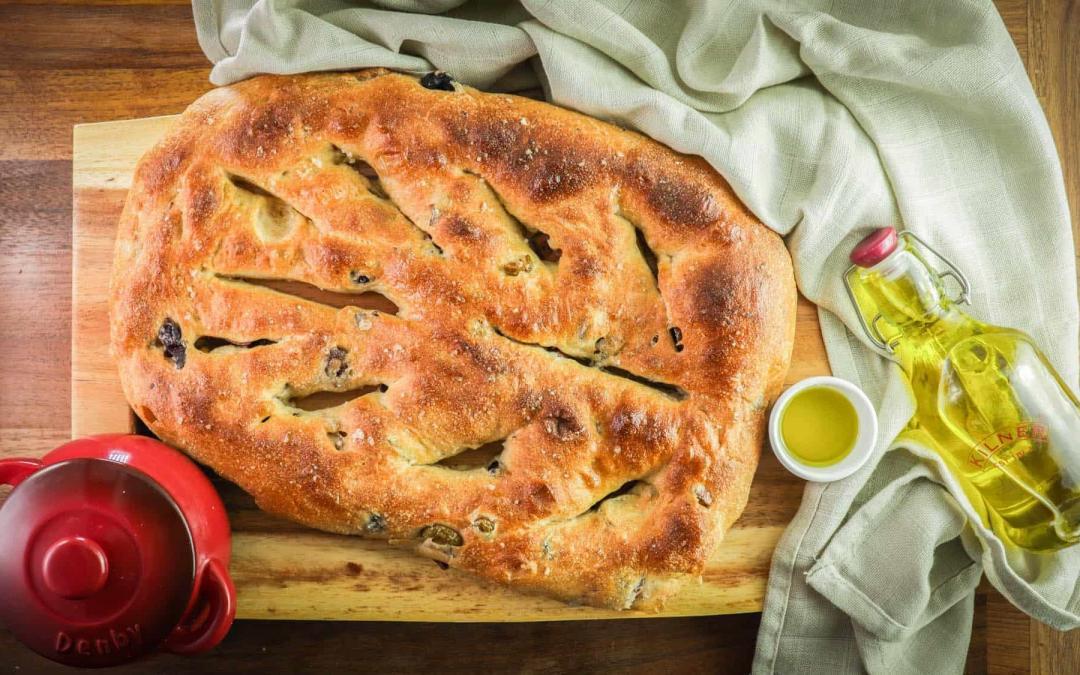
[[0, 0, 1076, 672]]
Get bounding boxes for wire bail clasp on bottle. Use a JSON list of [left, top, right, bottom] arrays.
[[843, 230, 972, 357]]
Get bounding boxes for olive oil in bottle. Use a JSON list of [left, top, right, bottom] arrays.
[[845, 227, 1080, 551]]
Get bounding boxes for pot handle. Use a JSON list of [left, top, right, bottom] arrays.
[[164, 557, 236, 654], [0, 458, 42, 487]]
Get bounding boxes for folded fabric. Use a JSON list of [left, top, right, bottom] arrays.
[[192, 1, 1080, 672]]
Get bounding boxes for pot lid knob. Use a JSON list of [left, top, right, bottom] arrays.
[[41, 536, 110, 599]]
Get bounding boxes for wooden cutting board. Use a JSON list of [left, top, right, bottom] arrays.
[[72, 115, 830, 622]]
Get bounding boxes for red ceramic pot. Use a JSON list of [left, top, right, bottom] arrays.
[[0, 434, 235, 667]]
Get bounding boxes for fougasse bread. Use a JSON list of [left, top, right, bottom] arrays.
[[109, 69, 796, 610]]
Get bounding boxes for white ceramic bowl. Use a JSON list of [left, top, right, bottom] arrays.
[[767, 376, 878, 482]]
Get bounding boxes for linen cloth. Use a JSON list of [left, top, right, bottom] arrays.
[[192, 1, 1080, 672]]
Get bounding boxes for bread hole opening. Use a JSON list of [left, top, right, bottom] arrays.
[[463, 169, 560, 265], [330, 145, 388, 199], [218, 276, 399, 314], [527, 232, 562, 263], [436, 440, 505, 472], [669, 326, 684, 352], [229, 175, 274, 198], [588, 480, 650, 513], [490, 326, 684, 401], [194, 336, 277, 353], [491, 326, 591, 366], [634, 226, 659, 286], [426, 234, 445, 256], [600, 366, 687, 401], [290, 385, 383, 412]]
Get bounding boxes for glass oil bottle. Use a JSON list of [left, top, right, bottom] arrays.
[[845, 227, 1080, 551]]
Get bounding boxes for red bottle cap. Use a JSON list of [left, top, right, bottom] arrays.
[[850, 227, 900, 267], [0, 458, 196, 667]]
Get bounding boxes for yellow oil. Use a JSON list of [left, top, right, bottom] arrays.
[[781, 387, 858, 466], [849, 241, 1080, 551]]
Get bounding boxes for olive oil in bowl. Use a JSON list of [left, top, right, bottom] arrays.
[[780, 387, 859, 467], [768, 377, 877, 482]]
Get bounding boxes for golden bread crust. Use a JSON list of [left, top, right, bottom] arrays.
[[110, 70, 796, 609]]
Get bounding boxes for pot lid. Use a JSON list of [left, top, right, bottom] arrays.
[[0, 458, 195, 667]]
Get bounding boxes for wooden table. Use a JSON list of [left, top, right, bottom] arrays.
[[0, 1, 1076, 672]]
